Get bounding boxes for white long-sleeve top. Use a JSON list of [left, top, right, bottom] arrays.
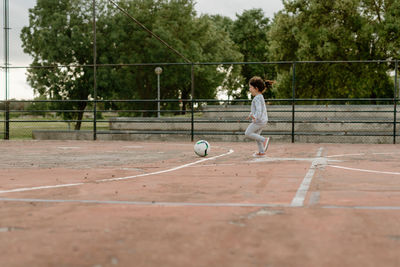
[[249, 94, 268, 124]]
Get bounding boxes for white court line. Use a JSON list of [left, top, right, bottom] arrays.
[[188, 163, 236, 168], [0, 183, 85, 195], [373, 152, 400, 155], [291, 147, 325, 207], [251, 157, 340, 163], [327, 165, 400, 175], [323, 205, 400, 210], [3, 197, 399, 210], [0, 197, 289, 208], [96, 149, 234, 182], [0, 149, 234, 195], [252, 157, 316, 162], [2, 197, 399, 210], [327, 152, 400, 158], [326, 153, 365, 158]]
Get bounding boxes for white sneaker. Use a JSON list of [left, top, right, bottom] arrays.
[[253, 152, 266, 157]]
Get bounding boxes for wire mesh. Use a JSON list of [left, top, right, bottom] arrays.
[[1, 97, 400, 143]]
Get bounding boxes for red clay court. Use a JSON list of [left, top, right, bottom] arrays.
[[0, 140, 400, 266]]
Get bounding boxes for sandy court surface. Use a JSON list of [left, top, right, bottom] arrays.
[[0, 140, 400, 267]]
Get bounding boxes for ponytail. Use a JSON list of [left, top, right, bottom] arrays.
[[264, 80, 275, 91], [249, 76, 275, 93]]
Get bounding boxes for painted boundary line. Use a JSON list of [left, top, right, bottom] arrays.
[[323, 205, 400, 210], [0, 149, 234, 195], [97, 149, 234, 182], [327, 165, 400, 175], [0, 197, 290, 208], [290, 147, 324, 207], [327, 152, 400, 158], [2, 198, 399, 210]]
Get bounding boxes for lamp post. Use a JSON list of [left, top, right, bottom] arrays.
[[155, 67, 163, 118]]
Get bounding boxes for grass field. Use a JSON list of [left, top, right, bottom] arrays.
[[0, 116, 109, 139], [0, 111, 204, 140]]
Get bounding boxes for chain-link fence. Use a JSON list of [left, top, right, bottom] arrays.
[[1, 96, 399, 143], [2, 59, 399, 143], [2, 2, 400, 143]]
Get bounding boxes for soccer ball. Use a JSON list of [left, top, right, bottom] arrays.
[[194, 140, 210, 157]]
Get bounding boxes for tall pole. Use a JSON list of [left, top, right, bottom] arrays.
[[291, 62, 296, 143], [191, 64, 194, 142], [394, 60, 398, 144], [93, 0, 97, 140], [3, 0, 10, 140], [4, 0, 9, 101], [154, 67, 162, 118], [157, 74, 160, 118], [397, 59, 399, 100]]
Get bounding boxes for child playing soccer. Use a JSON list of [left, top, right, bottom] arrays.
[[244, 76, 272, 156]]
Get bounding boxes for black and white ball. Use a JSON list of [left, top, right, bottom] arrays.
[[194, 140, 210, 157]]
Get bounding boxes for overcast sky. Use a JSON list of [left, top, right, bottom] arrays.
[[196, 0, 284, 19], [1, 0, 285, 99]]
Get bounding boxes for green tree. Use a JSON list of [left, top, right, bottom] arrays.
[[209, 14, 234, 34], [269, 0, 400, 99], [230, 9, 276, 99], [21, 0, 110, 129], [206, 15, 245, 101], [21, 0, 243, 127], [93, 0, 243, 114]]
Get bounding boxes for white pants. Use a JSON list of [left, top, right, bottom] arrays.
[[245, 122, 266, 153]]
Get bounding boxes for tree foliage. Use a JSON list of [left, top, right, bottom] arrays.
[[21, 0, 243, 127], [100, 0, 242, 113], [21, 0, 101, 129], [269, 0, 400, 99], [208, 9, 277, 100], [230, 9, 276, 99], [21, 0, 400, 122]]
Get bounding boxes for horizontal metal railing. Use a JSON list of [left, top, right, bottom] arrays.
[[1, 98, 399, 143]]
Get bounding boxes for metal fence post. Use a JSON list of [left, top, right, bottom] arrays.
[[4, 0, 10, 140], [5, 101, 9, 140], [93, 99, 97, 140], [291, 62, 296, 143], [394, 59, 398, 144], [92, 0, 97, 141], [191, 64, 194, 142]]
